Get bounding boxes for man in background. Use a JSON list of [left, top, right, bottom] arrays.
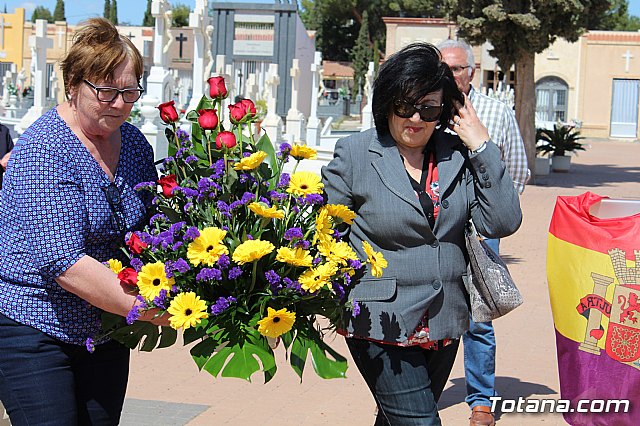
[[438, 39, 529, 426]]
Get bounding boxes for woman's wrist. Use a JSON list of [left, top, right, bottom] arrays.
[[470, 141, 488, 154]]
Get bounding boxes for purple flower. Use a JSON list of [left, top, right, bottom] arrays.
[[176, 128, 191, 144], [217, 254, 230, 269], [130, 257, 143, 271], [302, 194, 324, 206], [217, 200, 231, 218], [183, 226, 200, 241], [164, 260, 175, 278], [211, 159, 226, 179], [126, 304, 141, 325], [265, 270, 281, 287], [284, 227, 303, 241], [348, 259, 363, 270], [343, 272, 352, 285], [278, 143, 291, 158], [171, 241, 183, 250], [283, 277, 302, 293], [294, 240, 311, 250], [175, 187, 199, 198], [183, 202, 194, 213], [185, 155, 199, 164], [332, 281, 345, 300], [175, 147, 189, 159], [229, 200, 243, 210], [352, 300, 361, 317], [228, 267, 243, 279], [312, 257, 322, 266], [268, 190, 288, 202], [241, 192, 256, 204], [85, 337, 95, 353], [133, 181, 157, 191], [149, 213, 167, 226], [196, 268, 223, 282], [153, 289, 169, 309], [278, 173, 290, 188], [173, 258, 190, 273], [211, 296, 237, 316]]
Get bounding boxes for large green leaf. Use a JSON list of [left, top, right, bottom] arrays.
[[289, 334, 310, 380], [157, 326, 178, 348], [190, 337, 219, 370], [308, 337, 348, 379]]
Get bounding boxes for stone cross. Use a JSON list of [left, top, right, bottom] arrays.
[[175, 33, 188, 58], [56, 27, 65, 48], [0, 15, 12, 50], [286, 59, 305, 142], [186, 0, 210, 113], [245, 73, 258, 102], [30, 20, 52, 109], [306, 51, 322, 145], [151, 0, 171, 67], [288, 58, 301, 114], [623, 50, 634, 73], [262, 63, 283, 143]]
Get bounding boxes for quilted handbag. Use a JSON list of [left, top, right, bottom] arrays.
[[465, 222, 524, 322]]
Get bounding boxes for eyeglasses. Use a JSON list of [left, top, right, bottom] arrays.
[[103, 183, 127, 233], [449, 65, 472, 76], [393, 100, 443, 122], [84, 79, 144, 103]]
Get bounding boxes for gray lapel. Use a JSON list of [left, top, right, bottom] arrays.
[[369, 134, 423, 214]]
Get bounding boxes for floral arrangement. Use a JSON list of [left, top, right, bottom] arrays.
[[97, 76, 387, 382]]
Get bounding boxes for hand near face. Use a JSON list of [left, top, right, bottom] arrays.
[[449, 93, 490, 152], [0, 152, 10, 170]]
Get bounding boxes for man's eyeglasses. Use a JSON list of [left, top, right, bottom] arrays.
[[449, 65, 472, 76], [103, 183, 127, 233], [393, 100, 443, 122], [84, 79, 144, 103]]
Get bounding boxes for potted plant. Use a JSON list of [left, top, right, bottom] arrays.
[[536, 123, 586, 172]]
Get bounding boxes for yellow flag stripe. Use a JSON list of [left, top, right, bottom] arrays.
[[547, 233, 619, 347]]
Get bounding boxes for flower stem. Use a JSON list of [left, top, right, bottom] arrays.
[[249, 261, 258, 294]]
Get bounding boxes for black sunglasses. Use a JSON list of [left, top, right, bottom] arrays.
[[103, 183, 127, 232], [84, 79, 144, 103], [393, 100, 443, 122]]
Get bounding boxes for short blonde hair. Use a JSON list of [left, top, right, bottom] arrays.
[[60, 18, 143, 98]]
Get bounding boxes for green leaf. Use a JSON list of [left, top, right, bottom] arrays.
[[140, 324, 161, 351], [255, 133, 277, 185], [289, 335, 310, 380], [190, 337, 218, 370], [158, 206, 182, 223], [202, 344, 233, 377], [308, 336, 348, 379], [157, 326, 178, 348]]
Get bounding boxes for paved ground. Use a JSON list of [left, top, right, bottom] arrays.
[[122, 138, 640, 425], [5, 137, 637, 425]]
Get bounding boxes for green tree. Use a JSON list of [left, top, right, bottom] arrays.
[[103, 0, 110, 20], [596, 0, 640, 30], [31, 6, 53, 23], [445, 0, 609, 177], [143, 0, 154, 26], [171, 3, 191, 27], [53, 0, 66, 22], [301, 0, 444, 61], [110, 0, 118, 25], [351, 10, 372, 99]]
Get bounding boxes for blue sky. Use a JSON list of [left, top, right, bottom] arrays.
[[2, 1, 276, 26], [3, 0, 640, 26]]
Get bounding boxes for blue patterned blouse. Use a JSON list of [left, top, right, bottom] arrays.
[[0, 108, 158, 345]]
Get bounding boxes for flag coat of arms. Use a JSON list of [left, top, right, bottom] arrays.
[[548, 192, 640, 425]]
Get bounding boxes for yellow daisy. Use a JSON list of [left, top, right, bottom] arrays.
[[187, 227, 229, 266], [318, 239, 357, 266], [248, 202, 285, 219], [287, 171, 324, 196], [257, 307, 296, 338], [106, 259, 124, 274], [275, 246, 313, 267], [290, 144, 317, 160], [137, 262, 175, 300], [323, 204, 356, 225], [232, 239, 275, 264], [233, 151, 268, 171], [313, 208, 334, 245], [362, 241, 388, 278], [298, 262, 338, 293], [167, 292, 208, 330]]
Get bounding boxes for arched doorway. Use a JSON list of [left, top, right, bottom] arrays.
[[535, 77, 569, 124]]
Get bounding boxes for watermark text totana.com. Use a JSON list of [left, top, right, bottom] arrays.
[[489, 396, 630, 413]]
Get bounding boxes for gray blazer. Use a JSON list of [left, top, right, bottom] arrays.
[[321, 128, 522, 342]]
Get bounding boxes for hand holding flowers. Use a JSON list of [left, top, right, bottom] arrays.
[[96, 76, 387, 382]]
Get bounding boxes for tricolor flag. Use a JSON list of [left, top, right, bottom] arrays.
[[548, 192, 640, 425]]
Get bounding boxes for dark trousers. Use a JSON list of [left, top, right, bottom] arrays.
[[0, 312, 130, 426], [347, 338, 460, 426]]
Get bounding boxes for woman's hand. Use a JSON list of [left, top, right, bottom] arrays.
[[449, 94, 491, 152]]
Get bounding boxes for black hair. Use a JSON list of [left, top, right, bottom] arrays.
[[372, 42, 463, 136]]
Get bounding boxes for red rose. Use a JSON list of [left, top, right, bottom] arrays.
[[157, 100, 179, 124], [158, 174, 178, 198], [215, 131, 237, 149], [126, 233, 148, 254], [118, 268, 138, 287], [197, 109, 219, 130], [207, 76, 228, 99], [229, 99, 257, 123]]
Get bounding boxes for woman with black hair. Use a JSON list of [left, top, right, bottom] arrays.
[[322, 42, 522, 425]]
